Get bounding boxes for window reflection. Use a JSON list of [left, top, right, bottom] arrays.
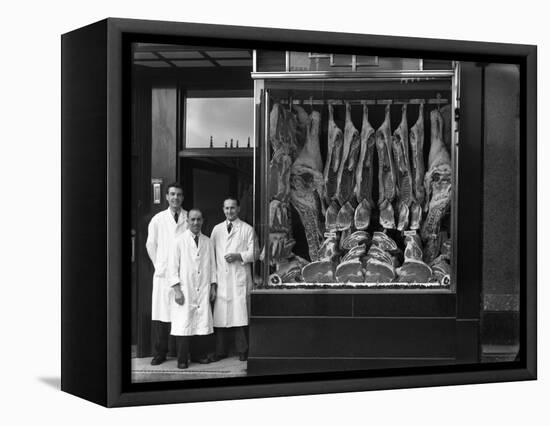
[[185, 97, 254, 148]]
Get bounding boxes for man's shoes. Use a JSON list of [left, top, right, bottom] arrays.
[[177, 362, 188, 369], [210, 353, 227, 362], [150, 356, 166, 366], [238, 352, 248, 362]]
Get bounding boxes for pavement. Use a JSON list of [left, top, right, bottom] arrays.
[[131, 356, 247, 382], [131, 344, 518, 382]]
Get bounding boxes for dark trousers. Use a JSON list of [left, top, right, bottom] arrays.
[[151, 320, 170, 358], [175, 335, 211, 364], [215, 326, 248, 356]]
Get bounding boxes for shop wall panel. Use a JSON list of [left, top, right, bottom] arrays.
[[251, 293, 353, 317], [456, 319, 480, 363], [352, 293, 456, 317], [456, 62, 483, 320], [251, 292, 456, 317], [249, 318, 456, 358]]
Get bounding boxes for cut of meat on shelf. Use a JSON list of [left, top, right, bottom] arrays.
[[324, 103, 344, 204], [392, 104, 415, 231], [353, 104, 376, 230], [396, 259, 432, 283], [318, 234, 341, 262], [364, 232, 398, 283], [341, 244, 367, 262], [375, 105, 397, 229], [335, 260, 365, 283], [275, 256, 309, 283], [366, 245, 394, 265], [335, 200, 355, 231], [334, 102, 360, 205], [409, 103, 426, 229], [430, 256, 451, 284], [371, 231, 398, 253], [290, 110, 326, 261], [341, 230, 370, 250], [396, 234, 432, 283], [421, 109, 452, 261], [364, 258, 395, 283], [302, 260, 335, 283]]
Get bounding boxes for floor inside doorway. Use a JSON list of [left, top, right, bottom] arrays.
[[131, 356, 247, 383]]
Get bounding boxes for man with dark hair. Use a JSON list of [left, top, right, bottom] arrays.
[[210, 196, 258, 362], [145, 183, 188, 365], [168, 209, 217, 369]]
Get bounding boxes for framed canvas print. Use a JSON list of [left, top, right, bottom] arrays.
[[61, 18, 537, 407]]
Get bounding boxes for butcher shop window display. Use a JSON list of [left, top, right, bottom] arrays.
[[263, 92, 453, 289]]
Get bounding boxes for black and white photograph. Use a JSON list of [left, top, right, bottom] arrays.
[[5, 0, 548, 423], [128, 39, 524, 382]]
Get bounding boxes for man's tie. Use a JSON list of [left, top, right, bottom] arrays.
[[194, 234, 199, 247], [227, 222, 232, 234], [174, 211, 179, 223]]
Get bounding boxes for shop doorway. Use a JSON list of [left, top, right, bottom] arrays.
[[180, 156, 254, 237]]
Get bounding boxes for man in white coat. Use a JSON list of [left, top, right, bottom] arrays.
[[145, 182, 188, 366], [211, 197, 257, 362], [168, 209, 217, 369]]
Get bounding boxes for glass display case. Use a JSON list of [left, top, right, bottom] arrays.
[[253, 55, 458, 291]]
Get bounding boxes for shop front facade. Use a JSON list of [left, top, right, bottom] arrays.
[[131, 42, 520, 375]]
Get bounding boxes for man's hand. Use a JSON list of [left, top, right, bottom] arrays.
[[209, 284, 217, 303], [224, 253, 242, 263], [173, 286, 185, 306]]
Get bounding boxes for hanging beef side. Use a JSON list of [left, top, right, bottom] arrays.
[[290, 110, 326, 261], [353, 104, 376, 230], [421, 108, 452, 263], [375, 105, 397, 229], [392, 104, 415, 231]]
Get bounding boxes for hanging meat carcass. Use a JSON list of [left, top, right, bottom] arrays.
[[324, 103, 344, 204], [269, 199, 290, 233], [268, 103, 295, 202], [353, 104, 376, 230], [334, 102, 360, 207], [375, 105, 397, 229], [392, 104, 415, 231], [409, 103, 426, 229], [421, 108, 452, 262], [290, 110, 326, 261]]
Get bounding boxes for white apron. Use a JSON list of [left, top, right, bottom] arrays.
[[211, 219, 257, 328], [168, 230, 216, 336], [146, 208, 188, 322]]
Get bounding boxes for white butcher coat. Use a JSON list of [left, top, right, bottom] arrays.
[[210, 218, 257, 328], [146, 208, 188, 322], [168, 230, 216, 336]]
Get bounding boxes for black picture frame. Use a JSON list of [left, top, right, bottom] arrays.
[[61, 17, 537, 407]]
